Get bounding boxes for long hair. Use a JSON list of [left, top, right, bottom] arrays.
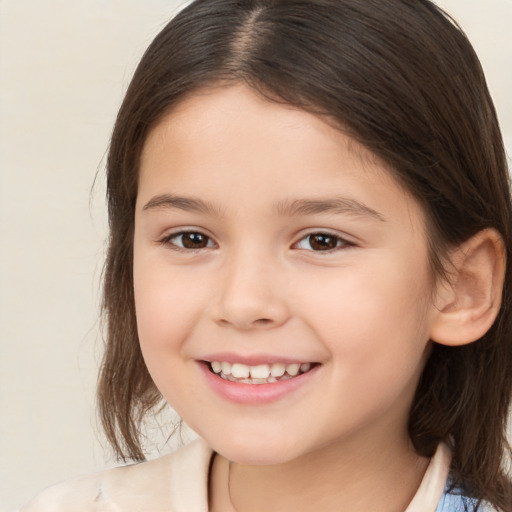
[[97, 1, 512, 508]]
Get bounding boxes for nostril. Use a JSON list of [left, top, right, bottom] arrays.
[[218, 317, 274, 329]]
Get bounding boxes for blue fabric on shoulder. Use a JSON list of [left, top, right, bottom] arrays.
[[435, 491, 471, 511], [435, 485, 485, 512]]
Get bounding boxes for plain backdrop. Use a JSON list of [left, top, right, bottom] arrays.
[[1, 1, 511, 510]]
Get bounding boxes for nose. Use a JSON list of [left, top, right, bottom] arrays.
[[213, 247, 290, 330]]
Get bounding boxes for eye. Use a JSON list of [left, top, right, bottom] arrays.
[[161, 231, 216, 250], [294, 232, 353, 252]]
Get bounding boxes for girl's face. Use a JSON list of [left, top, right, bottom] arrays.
[[133, 85, 440, 465]]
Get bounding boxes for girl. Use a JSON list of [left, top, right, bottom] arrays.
[[22, 0, 512, 511]]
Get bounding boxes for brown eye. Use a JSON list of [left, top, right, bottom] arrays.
[[182, 232, 209, 248], [308, 234, 338, 250], [295, 232, 350, 252], [165, 231, 215, 250]]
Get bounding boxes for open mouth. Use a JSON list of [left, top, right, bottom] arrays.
[[206, 360, 317, 384]]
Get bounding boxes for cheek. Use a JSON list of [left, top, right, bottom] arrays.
[[296, 256, 433, 369], [133, 255, 201, 356], [132, 266, 206, 407], [301, 271, 432, 432]]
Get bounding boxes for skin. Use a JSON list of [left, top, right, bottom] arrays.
[[133, 84, 445, 511]]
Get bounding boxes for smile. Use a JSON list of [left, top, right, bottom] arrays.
[[199, 358, 321, 404], [208, 361, 314, 384]]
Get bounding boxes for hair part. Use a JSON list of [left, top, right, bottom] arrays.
[[98, 1, 512, 508]]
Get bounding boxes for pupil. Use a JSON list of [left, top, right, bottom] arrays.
[[183, 233, 207, 249], [310, 234, 336, 250]]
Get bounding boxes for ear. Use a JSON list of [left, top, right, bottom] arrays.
[[429, 228, 506, 346]]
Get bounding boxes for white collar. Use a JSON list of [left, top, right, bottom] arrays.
[[166, 438, 451, 512]]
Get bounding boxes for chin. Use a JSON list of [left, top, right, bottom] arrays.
[[202, 428, 303, 465]]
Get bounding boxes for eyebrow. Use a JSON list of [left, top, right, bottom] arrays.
[[275, 197, 386, 222], [142, 194, 222, 215], [142, 194, 385, 222]]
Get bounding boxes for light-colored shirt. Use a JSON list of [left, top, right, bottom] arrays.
[[20, 439, 465, 512]]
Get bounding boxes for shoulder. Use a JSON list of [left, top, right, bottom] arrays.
[[436, 491, 471, 512], [436, 486, 493, 512], [19, 472, 103, 512], [20, 438, 213, 512]]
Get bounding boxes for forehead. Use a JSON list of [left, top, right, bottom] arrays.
[[143, 84, 379, 169], [138, 84, 425, 233]]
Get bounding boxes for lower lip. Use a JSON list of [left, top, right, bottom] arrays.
[[198, 362, 320, 404]]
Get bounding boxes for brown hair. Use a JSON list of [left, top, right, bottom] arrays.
[[98, 0, 512, 508]]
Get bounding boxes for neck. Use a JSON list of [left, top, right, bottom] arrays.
[[212, 429, 429, 512]]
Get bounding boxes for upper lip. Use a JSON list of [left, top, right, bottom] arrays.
[[200, 352, 317, 366]]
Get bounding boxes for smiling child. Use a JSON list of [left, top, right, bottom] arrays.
[[22, 1, 512, 511]]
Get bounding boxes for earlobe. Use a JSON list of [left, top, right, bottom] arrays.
[[429, 228, 506, 347]]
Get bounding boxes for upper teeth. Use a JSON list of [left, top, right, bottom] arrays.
[[210, 361, 312, 379]]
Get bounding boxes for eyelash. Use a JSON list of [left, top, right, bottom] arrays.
[[159, 230, 355, 253]]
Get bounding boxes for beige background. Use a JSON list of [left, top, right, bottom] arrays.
[[1, 1, 511, 510]]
